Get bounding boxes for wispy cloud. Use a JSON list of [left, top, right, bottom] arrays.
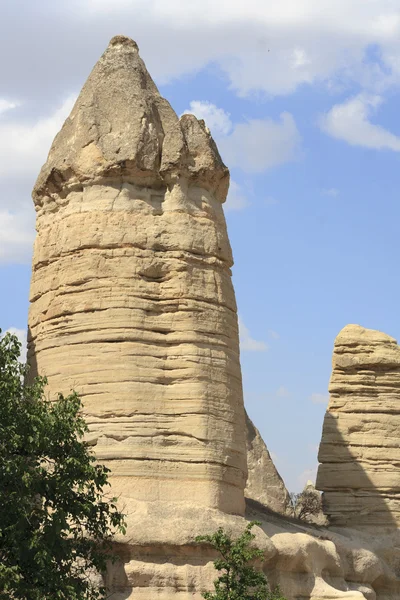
[[0, 95, 76, 178], [308, 443, 320, 455], [184, 101, 301, 174], [219, 113, 301, 173], [298, 466, 318, 489], [320, 94, 400, 151], [224, 180, 250, 212], [265, 196, 280, 206], [268, 329, 280, 340], [0, 99, 19, 116], [0, 95, 76, 264], [74, 0, 400, 98], [238, 317, 268, 352], [321, 187, 339, 197], [310, 393, 329, 405], [0, 210, 35, 264], [276, 386, 290, 398], [270, 451, 280, 464], [184, 101, 301, 208], [183, 101, 232, 136]]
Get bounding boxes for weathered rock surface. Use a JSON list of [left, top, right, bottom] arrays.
[[245, 411, 293, 516], [107, 499, 400, 599], [317, 324, 400, 530], [27, 37, 400, 600], [29, 34, 245, 515]]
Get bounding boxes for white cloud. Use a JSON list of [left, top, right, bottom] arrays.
[[0, 95, 76, 179], [321, 188, 340, 197], [183, 101, 232, 136], [183, 101, 300, 206], [0, 210, 35, 265], [183, 100, 300, 175], [0, 95, 76, 265], [219, 113, 301, 173], [308, 443, 320, 455], [276, 386, 290, 398], [310, 393, 329, 405], [320, 94, 400, 151], [270, 451, 279, 464], [0, 99, 19, 115], [265, 196, 279, 206], [70, 0, 400, 98], [2, 327, 27, 362], [238, 317, 268, 352], [224, 181, 250, 212], [268, 329, 280, 339], [291, 47, 311, 69]]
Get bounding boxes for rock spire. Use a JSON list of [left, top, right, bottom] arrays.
[[317, 324, 400, 529], [29, 35, 245, 516], [28, 36, 400, 600], [33, 35, 229, 206]]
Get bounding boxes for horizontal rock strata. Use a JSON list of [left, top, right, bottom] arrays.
[[28, 35, 246, 515], [317, 324, 400, 529], [106, 499, 400, 599], [27, 35, 400, 600]]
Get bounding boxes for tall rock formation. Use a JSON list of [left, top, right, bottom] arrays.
[[317, 324, 400, 530], [27, 38, 400, 600], [28, 34, 246, 516]]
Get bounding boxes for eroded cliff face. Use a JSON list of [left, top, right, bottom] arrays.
[[29, 35, 246, 516], [28, 37, 400, 600], [317, 324, 400, 530]]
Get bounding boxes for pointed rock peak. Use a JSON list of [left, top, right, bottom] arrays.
[[33, 36, 229, 206], [304, 480, 317, 491], [108, 34, 139, 50]]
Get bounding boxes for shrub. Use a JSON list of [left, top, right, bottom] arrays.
[[196, 521, 286, 600]]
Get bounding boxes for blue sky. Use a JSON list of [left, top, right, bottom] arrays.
[[2, 0, 400, 491]]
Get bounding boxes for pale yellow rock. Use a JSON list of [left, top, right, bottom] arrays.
[[244, 411, 293, 516], [317, 324, 400, 530], [27, 37, 400, 600], [29, 35, 245, 516], [247, 502, 399, 600]]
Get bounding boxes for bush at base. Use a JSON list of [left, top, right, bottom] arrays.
[[196, 521, 287, 600]]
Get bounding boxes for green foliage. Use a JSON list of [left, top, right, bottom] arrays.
[[290, 490, 322, 521], [196, 521, 286, 600], [0, 330, 126, 600]]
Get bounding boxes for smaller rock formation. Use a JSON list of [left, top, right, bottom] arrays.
[[245, 411, 293, 516], [317, 324, 400, 530]]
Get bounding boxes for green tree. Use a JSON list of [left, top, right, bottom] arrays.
[[196, 521, 286, 600], [290, 490, 323, 522], [0, 330, 126, 600]]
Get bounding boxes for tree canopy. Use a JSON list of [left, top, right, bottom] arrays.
[[0, 330, 125, 600]]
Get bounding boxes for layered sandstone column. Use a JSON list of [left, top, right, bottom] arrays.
[[317, 324, 400, 529], [28, 35, 246, 515]]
